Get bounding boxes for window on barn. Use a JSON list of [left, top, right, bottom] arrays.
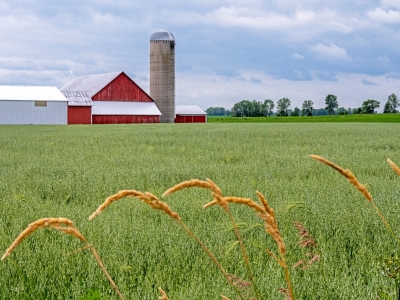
[[34, 101, 47, 107]]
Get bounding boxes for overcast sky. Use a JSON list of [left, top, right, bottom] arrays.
[[0, 0, 399, 110]]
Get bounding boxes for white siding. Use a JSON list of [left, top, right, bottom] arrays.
[[0, 100, 67, 124]]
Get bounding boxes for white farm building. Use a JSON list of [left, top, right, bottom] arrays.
[[0, 86, 68, 124]]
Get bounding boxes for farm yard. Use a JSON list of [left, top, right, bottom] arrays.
[[1, 123, 400, 299]]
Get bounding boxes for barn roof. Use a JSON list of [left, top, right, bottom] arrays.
[[60, 72, 122, 97], [61, 91, 93, 106], [92, 101, 161, 116], [0, 86, 67, 101], [176, 105, 207, 115]]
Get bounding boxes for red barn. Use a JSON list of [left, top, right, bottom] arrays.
[[61, 91, 93, 124], [61, 72, 161, 124], [175, 105, 207, 123]]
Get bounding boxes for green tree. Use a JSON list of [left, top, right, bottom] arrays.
[[276, 97, 291, 116], [361, 100, 380, 114], [263, 99, 275, 117], [325, 94, 339, 115], [384, 93, 399, 114], [206, 107, 227, 116], [291, 107, 301, 116], [383, 101, 392, 114], [231, 100, 264, 117], [302, 100, 314, 116], [337, 107, 347, 115]]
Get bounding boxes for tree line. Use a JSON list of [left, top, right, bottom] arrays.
[[207, 93, 399, 117]]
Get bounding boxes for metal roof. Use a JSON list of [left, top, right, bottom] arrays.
[[60, 72, 122, 97], [61, 91, 93, 106], [150, 30, 175, 42], [0, 86, 67, 101], [92, 101, 161, 116], [176, 105, 207, 115]]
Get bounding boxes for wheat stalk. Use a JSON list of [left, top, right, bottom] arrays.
[[1, 218, 124, 300]]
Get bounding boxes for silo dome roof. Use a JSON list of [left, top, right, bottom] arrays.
[[150, 30, 175, 42]]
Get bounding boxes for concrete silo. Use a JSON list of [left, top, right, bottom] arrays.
[[150, 30, 175, 123]]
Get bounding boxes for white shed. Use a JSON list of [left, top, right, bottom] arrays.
[[0, 86, 68, 124]]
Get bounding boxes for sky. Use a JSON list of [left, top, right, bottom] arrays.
[[0, 0, 399, 111]]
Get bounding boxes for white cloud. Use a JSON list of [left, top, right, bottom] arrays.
[[380, 0, 400, 9], [310, 43, 350, 60], [367, 8, 400, 23], [290, 52, 305, 59], [202, 6, 353, 34]]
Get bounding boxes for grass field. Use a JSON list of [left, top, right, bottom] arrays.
[[208, 113, 400, 123], [1, 123, 400, 299]]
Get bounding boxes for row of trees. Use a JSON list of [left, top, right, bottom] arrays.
[[219, 93, 399, 117]]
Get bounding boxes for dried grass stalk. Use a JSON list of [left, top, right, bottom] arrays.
[[227, 273, 255, 300], [158, 287, 169, 300], [311, 155, 398, 242], [294, 222, 316, 248], [89, 190, 180, 221], [1, 218, 81, 260], [163, 178, 229, 211], [387, 159, 400, 176], [162, 179, 213, 197], [1, 218, 124, 300], [278, 288, 292, 300], [204, 197, 264, 213], [221, 296, 231, 300], [310, 155, 372, 202]]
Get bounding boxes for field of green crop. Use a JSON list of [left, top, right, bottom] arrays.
[[1, 123, 400, 299]]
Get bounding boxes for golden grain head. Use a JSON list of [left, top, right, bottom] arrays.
[[89, 190, 143, 220], [310, 154, 373, 202], [388, 158, 400, 176], [1, 218, 83, 260], [158, 287, 170, 300], [162, 179, 212, 197]]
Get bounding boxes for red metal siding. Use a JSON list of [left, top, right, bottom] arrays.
[[92, 73, 153, 102], [68, 106, 92, 124], [92, 115, 160, 124], [175, 115, 206, 123]]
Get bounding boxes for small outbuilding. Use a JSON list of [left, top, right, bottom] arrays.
[[175, 105, 207, 123], [61, 72, 161, 124], [61, 91, 93, 125], [0, 86, 67, 124]]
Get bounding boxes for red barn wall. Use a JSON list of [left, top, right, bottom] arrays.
[[92, 115, 160, 124], [92, 73, 153, 102], [68, 106, 92, 124], [175, 115, 206, 123]]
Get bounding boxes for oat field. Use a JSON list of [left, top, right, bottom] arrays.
[[1, 123, 400, 299]]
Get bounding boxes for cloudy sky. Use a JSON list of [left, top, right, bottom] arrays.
[[0, 0, 399, 110]]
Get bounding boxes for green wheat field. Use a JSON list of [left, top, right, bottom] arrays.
[[1, 123, 400, 299]]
